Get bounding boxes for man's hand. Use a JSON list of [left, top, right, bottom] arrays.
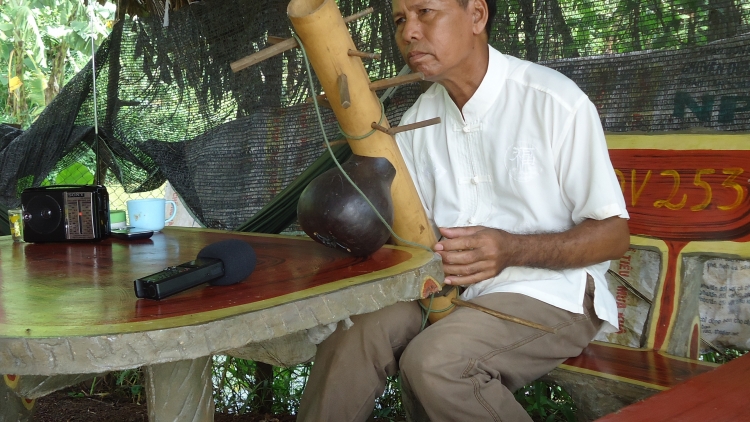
[[434, 217, 630, 286], [434, 226, 514, 286]]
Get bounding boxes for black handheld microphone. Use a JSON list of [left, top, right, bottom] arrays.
[[134, 239, 257, 300]]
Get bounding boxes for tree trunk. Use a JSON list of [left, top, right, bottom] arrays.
[[708, 0, 742, 42], [252, 362, 274, 413], [45, 41, 69, 105], [687, 11, 697, 46], [519, 0, 538, 62], [258, 0, 289, 108], [549, 0, 579, 58], [9, 41, 28, 127], [631, 1, 641, 51]]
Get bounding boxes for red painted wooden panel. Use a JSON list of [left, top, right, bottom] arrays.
[[609, 148, 750, 351], [562, 343, 715, 389], [596, 353, 750, 421], [610, 149, 750, 242]]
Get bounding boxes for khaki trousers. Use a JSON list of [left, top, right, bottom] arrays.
[[297, 277, 602, 422]]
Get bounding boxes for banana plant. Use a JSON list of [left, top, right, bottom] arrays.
[[0, 0, 114, 127]]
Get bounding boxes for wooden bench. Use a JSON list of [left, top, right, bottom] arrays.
[[545, 134, 750, 420], [595, 349, 750, 421]]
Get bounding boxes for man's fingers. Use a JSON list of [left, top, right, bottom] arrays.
[[441, 258, 493, 284], [444, 270, 494, 286], [434, 226, 510, 286], [436, 249, 478, 266], [437, 234, 479, 252], [439, 226, 483, 239]]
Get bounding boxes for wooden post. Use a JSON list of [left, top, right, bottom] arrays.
[[287, 0, 437, 248]]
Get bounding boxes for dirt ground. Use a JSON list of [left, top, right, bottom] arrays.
[[32, 390, 297, 422]]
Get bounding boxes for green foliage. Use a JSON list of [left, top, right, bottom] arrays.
[[212, 357, 312, 415], [492, 0, 749, 61], [59, 360, 577, 420], [372, 375, 405, 421], [115, 368, 145, 402], [514, 380, 577, 422], [701, 347, 748, 364], [211, 357, 406, 419], [66, 368, 144, 404], [0, 0, 114, 127], [54, 162, 95, 185], [207, 359, 574, 421]]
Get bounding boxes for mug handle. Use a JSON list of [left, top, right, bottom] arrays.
[[165, 200, 178, 223]]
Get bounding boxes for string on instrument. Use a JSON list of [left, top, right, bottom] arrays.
[[292, 33, 433, 255], [337, 101, 386, 140], [420, 294, 435, 330]]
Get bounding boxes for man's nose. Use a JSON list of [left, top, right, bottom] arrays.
[[400, 17, 421, 42]]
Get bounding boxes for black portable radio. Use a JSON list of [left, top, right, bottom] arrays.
[[20, 185, 111, 242]]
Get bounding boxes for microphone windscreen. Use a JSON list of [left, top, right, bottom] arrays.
[[197, 239, 257, 286]]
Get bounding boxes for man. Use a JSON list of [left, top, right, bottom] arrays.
[[297, 0, 630, 420]]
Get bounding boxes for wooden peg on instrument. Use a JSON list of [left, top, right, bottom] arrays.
[[338, 74, 351, 109], [342, 7, 374, 23], [323, 139, 348, 148], [231, 38, 298, 73], [371, 117, 441, 136], [267, 35, 286, 45], [230, 7, 375, 73], [347, 49, 381, 60], [369, 72, 424, 91]]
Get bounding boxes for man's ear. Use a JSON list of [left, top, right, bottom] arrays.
[[470, 0, 489, 35]]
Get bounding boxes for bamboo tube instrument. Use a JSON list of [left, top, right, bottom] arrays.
[[285, 0, 437, 250], [232, 0, 455, 318]]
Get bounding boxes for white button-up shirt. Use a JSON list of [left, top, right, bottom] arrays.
[[395, 46, 629, 332]]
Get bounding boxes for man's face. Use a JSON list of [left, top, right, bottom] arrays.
[[392, 0, 482, 82]]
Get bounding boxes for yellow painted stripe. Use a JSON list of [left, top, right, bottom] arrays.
[[606, 134, 750, 150], [655, 350, 719, 367], [556, 363, 668, 391], [628, 236, 670, 349], [588, 342, 716, 368], [588, 340, 647, 351], [681, 240, 750, 256]]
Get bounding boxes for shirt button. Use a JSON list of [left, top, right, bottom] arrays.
[[471, 176, 479, 185], [462, 126, 470, 133]]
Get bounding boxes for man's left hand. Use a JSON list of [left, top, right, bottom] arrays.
[[434, 226, 512, 286]]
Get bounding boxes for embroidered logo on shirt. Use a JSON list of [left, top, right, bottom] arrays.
[[506, 144, 542, 181]]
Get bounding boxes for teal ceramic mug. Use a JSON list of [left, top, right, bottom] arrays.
[[126, 198, 177, 231]]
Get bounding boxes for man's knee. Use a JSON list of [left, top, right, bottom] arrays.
[[399, 330, 447, 388], [320, 301, 421, 355]]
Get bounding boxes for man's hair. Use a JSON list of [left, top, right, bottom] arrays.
[[457, 0, 496, 38]]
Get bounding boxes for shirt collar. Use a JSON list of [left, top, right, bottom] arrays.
[[441, 46, 508, 123]]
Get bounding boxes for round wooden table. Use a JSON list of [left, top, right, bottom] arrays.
[[0, 227, 442, 421]]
